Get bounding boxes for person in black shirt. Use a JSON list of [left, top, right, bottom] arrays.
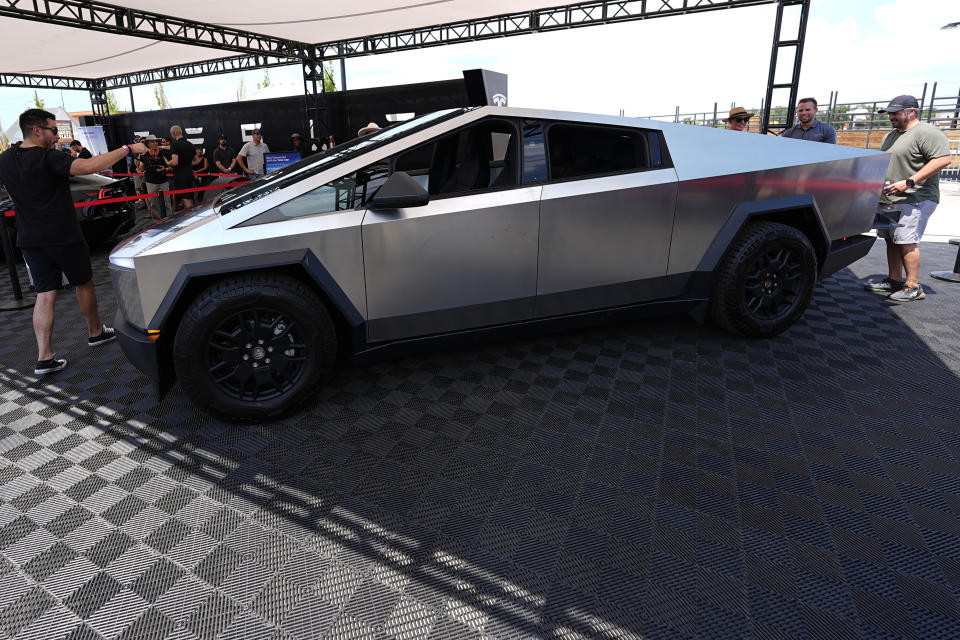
[[136, 135, 172, 219], [0, 108, 146, 375], [191, 146, 210, 202], [212, 134, 237, 175], [69, 140, 92, 159], [167, 125, 196, 210], [289, 132, 311, 158]]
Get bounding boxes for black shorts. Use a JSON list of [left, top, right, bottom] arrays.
[[173, 175, 194, 192], [21, 242, 92, 293]]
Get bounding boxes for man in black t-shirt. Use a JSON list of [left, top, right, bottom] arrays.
[[69, 140, 92, 159], [136, 135, 172, 219], [212, 134, 237, 175], [168, 125, 196, 209], [0, 108, 146, 375]]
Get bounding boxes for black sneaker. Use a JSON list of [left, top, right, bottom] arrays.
[[863, 277, 903, 293], [88, 325, 117, 347], [35, 356, 67, 375]]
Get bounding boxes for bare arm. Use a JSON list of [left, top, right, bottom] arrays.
[[70, 143, 146, 176], [884, 155, 953, 196], [912, 155, 952, 183], [236, 152, 249, 173]]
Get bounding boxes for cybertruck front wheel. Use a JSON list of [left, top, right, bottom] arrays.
[[173, 274, 336, 421], [710, 222, 817, 338]]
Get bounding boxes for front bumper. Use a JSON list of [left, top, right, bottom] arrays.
[[114, 309, 174, 398]]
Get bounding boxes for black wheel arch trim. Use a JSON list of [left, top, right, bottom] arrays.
[[147, 249, 366, 345], [684, 194, 830, 299]]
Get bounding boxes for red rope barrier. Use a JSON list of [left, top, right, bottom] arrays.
[[2, 179, 248, 218], [108, 172, 246, 178]]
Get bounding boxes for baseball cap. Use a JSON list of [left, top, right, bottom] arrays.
[[217, 133, 227, 139], [251, 128, 262, 135], [878, 95, 919, 113]]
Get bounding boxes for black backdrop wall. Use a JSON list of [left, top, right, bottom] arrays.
[[105, 78, 470, 155]]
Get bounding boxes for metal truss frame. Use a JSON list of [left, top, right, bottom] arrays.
[[2, 0, 781, 89], [0, 0, 303, 56], [0, 73, 89, 90], [0, 0, 804, 137], [760, 0, 810, 133], [310, 0, 777, 59], [98, 55, 301, 90]]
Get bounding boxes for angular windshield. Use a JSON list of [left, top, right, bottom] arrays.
[[216, 108, 469, 215]]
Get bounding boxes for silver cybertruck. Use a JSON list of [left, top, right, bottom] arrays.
[[109, 107, 889, 419]]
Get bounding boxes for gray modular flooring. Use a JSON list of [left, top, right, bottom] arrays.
[[1, 239, 960, 640]]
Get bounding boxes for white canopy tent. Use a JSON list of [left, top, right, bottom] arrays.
[[0, 0, 806, 132], [2, 106, 80, 144], [0, 1, 598, 80]]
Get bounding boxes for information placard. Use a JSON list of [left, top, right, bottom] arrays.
[[76, 126, 109, 156], [265, 152, 300, 173]]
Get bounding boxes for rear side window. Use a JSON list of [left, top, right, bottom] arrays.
[[547, 124, 651, 181]]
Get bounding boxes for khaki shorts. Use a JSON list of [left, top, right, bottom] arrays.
[[877, 200, 937, 244]]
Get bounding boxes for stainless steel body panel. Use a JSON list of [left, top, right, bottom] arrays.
[[123, 206, 366, 328], [362, 186, 542, 342], [108, 105, 891, 403], [667, 156, 889, 275], [536, 168, 678, 316]]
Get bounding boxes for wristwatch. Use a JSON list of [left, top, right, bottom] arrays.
[[905, 178, 915, 188]]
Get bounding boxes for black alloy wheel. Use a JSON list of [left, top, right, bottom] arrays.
[[206, 308, 307, 402], [711, 221, 817, 338], [173, 274, 336, 420], [741, 245, 809, 324]]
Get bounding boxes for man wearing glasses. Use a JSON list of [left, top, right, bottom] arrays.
[[723, 107, 754, 131], [0, 109, 146, 375]]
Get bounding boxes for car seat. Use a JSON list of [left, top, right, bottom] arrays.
[[438, 129, 490, 195]]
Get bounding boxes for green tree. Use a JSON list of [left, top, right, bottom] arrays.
[[257, 69, 271, 90], [153, 83, 171, 109], [32, 90, 44, 109], [323, 62, 336, 93], [106, 90, 119, 115]]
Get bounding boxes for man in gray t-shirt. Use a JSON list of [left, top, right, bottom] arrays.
[[237, 129, 270, 176], [863, 95, 951, 302]]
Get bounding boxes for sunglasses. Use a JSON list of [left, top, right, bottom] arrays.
[[732, 117, 750, 124], [37, 125, 59, 135]]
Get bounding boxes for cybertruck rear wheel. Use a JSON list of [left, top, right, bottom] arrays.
[[173, 274, 336, 421], [710, 222, 817, 338]]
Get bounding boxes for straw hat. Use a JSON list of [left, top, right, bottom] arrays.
[[358, 122, 381, 137], [722, 107, 755, 122]]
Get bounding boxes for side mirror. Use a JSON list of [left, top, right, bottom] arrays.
[[368, 171, 429, 209]]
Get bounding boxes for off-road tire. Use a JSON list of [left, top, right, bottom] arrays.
[[173, 274, 336, 421], [710, 222, 817, 338]]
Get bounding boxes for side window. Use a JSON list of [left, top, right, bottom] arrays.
[[393, 119, 519, 197], [237, 159, 389, 227], [547, 124, 650, 181]]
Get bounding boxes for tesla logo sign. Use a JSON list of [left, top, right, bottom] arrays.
[[491, 93, 507, 106]]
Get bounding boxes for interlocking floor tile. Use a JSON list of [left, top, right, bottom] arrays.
[[1, 241, 960, 637]]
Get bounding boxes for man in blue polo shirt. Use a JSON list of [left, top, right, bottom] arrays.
[[781, 97, 836, 143]]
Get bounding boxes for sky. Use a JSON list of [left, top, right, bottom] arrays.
[[1, 0, 959, 137]]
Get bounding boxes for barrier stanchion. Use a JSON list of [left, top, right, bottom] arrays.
[[0, 215, 35, 311]]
